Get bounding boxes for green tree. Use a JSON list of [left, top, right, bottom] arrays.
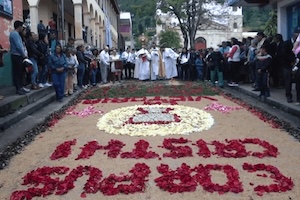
[[159, 30, 181, 48], [264, 9, 277, 37], [158, 0, 228, 49]]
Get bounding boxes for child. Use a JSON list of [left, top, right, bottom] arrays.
[[256, 45, 272, 100]]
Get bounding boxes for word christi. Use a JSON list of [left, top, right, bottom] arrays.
[[50, 138, 279, 160]]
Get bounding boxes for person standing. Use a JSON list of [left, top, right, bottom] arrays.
[[227, 38, 241, 86], [135, 46, 151, 81], [9, 20, 28, 95], [99, 46, 110, 84], [160, 44, 179, 81], [195, 52, 204, 81], [189, 48, 197, 81], [26, 32, 44, 90], [64, 48, 77, 96], [282, 29, 299, 103], [37, 20, 46, 35], [256, 45, 272, 100], [178, 47, 190, 81], [0, 44, 8, 100], [207, 47, 225, 88], [150, 43, 163, 80], [110, 49, 122, 83], [48, 44, 66, 102], [121, 47, 132, 79], [36, 33, 50, 88], [90, 49, 99, 86], [76, 45, 88, 88]]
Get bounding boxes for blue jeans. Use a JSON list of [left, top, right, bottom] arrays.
[[77, 63, 85, 87], [38, 64, 48, 84], [90, 68, 98, 85], [196, 66, 203, 80], [29, 57, 38, 85], [257, 72, 269, 96], [52, 72, 65, 100]]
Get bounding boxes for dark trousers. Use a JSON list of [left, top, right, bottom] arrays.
[[181, 63, 189, 80], [229, 61, 240, 83], [283, 68, 293, 100], [295, 70, 300, 102], [11, 54, 25, 92], [189, 64, 196, 81], [257, 72, 269, 96], [124, 62, 132, 79], [52, 72, 65, 100]]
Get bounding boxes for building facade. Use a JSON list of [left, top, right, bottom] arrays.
[[0, 0, 23, 86], [0, 0, 120, 87], [24, 0, 120, 48], [156, 6, 243, 50], [120, 12, 133, 50]]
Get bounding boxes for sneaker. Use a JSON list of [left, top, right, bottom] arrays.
[[16, 89, 26, 95], [44, 82, 52, 87], [295, 102, 300, 106], [228, 82, 234, 87], [38, 83, 44, 88], [232, 82, 239, 86], [22, 87, 30, 93]]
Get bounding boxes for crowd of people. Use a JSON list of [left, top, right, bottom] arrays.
[[4, 20, 300, 105]]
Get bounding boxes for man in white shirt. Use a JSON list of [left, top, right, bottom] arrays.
[[99, 46, 110, 84], [121, 47, 132, 79]]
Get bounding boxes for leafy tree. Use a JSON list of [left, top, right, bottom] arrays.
[[157, 0, 228, 49], [264, 9, 277, 37], [159, 30, 181, 48]]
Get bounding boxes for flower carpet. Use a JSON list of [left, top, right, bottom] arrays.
[[0, 81, 300, 200]]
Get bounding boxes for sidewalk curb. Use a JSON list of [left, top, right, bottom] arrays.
[[231, 86, 300, 118]]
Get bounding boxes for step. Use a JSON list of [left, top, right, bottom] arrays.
[[0, 91, 56, 132], [0, 86, 54, 117], [0, 90, 81, 152]]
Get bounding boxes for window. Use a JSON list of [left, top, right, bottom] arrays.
[[233, 22, 238, 29], [0, 0, 13, 19], [233, 6, 237, 12]]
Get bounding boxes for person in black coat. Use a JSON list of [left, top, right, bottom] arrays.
[[207, 48, 225, 87], [282, 30, 299, 103], [26, 32, 44, 89]]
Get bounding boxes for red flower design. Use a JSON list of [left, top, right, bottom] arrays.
[[99, 163, 151, 195], [120, 140, 159, 159], [211, 139, 249, 158], [240, 138, 279, 158], [50, 139, 77, 160], [195, 164, 243, 194], [243, 163, 294, 196], [155, 163, 198, 193], [194, 139, 211, 158], [75, 141, 102, 160], [161, 138, 193, 158]]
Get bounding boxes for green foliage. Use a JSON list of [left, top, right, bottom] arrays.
[[118, 0, 157, 35], [264, 9, 277, 37], [159, 30, 181, 49], [243, 6, 272, 32]]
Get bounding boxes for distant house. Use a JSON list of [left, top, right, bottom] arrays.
[[228, 0, 300, 40]]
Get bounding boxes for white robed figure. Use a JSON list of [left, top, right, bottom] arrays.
[[161, 45, 179, 80], [150, 43, 164, 80], [134, 48, 151, 80]]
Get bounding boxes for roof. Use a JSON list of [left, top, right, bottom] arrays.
[[227, 0, 269, 7]]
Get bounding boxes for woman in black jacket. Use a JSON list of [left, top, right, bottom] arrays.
[[26, 32, 44, 89], [36, 33, 50, 87]]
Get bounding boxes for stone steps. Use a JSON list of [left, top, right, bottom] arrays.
[[0, 86, 55, 132]]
